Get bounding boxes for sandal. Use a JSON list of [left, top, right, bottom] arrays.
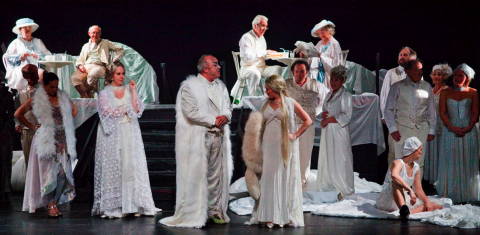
[[47, 203, 59, 218]]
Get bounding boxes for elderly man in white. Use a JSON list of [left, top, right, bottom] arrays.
[[231, 15, 283, 104], [384, 59, 436, 169], [285, 60, 328, 186], [160, 55, 233, 228], [380, 46, 417, 119], [71, 25, 124, 98]]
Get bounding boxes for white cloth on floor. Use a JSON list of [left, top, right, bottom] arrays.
[[229, 170, 480, 229]]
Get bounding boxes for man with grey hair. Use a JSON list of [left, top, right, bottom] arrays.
[[71, 25, 124, 98], [160, 55, 233, 228], [231, 15, 283, 104]]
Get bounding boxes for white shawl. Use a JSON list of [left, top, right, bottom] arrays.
[[32, 87, 76, 160]]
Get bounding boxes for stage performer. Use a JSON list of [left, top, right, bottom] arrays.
[[423, 64, 452, 184], [285, 60, 328, 186], [231, 15, 283, 103], [3, 18, 51, 90], [159, 55, 233, 228], [384, 59, 436, 169], [91, 62, 159, 218], [71, 25, 124, 98], [316, 65, 354, 199], [376, 136, 443, 221], [380, 46, 417, 119], [17, 72, 77, 217], [244, 75, 311, 228], [15, 64, 41, 169], [437, 63, 480, 203], [304, 19, 342, 88]]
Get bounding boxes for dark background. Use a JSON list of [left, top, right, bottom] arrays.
[[2, 0, 479, 102]]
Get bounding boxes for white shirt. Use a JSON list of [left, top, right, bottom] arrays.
[[239, 30, 267, 68], [380, 66, 406, 118]]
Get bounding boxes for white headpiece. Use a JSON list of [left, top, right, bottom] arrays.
[[455, 63, 475, 79], [311, 20, 335, 37], [402, 136, 422, 157], [12, 18, 39, 35]]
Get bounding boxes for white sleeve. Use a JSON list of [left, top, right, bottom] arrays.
[[384, 83, 399, 133], [380, 69, 393, 118], [239, 34, 260, 65]]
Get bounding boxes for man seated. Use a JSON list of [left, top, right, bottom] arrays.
[[71, 25, 124, 98], [231, 15, 283, 104]]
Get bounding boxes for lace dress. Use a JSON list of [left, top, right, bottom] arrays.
[[92, 86, 159, 217]]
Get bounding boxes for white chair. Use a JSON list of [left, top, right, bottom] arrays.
[[231, 51, 246, 105]]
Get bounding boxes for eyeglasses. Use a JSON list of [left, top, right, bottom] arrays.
[[256, 24, 268, 30]]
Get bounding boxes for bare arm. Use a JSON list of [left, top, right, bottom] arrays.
[[71, 101, 78, 117], [390, 161, 413, 192], [14, 99, 35, 130], [413, 169, 429, 203], [291, 101, 313, 139]]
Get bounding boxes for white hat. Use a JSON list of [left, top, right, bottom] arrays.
[[311, 19, 335, 37], [12, 18, 39, 35], [402, 136, 422, 157], [455, 63, 475, 79]]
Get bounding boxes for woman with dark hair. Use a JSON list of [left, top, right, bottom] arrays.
[[437, 63, 480, 203], [92, 62, 159, 218], [16, 72, 77, 217]]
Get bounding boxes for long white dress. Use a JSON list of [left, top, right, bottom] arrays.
[[2, 37, 51, 90], [250, 97, 304, 227], [316, 87, 354, 196], [92, 85, 159, 217], [376, 160, 419, 211]]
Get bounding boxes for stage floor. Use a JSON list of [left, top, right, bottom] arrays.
[[1, 194, 477, 235]]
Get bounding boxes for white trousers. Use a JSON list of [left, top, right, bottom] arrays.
[[231, 65, 284, 99], [388, 124, 429, 168]]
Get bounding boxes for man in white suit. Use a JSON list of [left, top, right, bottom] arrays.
[[160, 55, 233, 228]]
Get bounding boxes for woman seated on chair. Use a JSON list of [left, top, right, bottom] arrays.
[[376, 136, 443, 221]]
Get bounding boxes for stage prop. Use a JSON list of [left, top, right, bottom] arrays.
[[39, 43, 159, 103]]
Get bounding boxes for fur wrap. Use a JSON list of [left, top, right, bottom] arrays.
[[32, 87, 76, 160], [242, 111, 264, 200], [159, 75, 233, 228]]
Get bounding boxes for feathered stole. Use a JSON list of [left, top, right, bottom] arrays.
[[242, 111, 264, 200], [32, 87, 76, 160]]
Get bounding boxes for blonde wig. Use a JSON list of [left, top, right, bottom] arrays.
[[262, 75, 290, 166]]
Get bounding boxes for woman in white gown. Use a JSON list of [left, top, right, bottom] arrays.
[[92, 62, 159, 218], [316, 65, 354, 199], [306, 19, 343, 88], [376, 137, 443, 220], [248, 75, 312, 228], [3, 18, 51, 90]]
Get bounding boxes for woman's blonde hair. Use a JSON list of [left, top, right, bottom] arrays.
[[262, 75, 290, 166]]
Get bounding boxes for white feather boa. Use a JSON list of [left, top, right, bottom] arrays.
[[32, 87, 76, 160]]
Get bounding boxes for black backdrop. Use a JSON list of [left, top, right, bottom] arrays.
[[2, 0, 479, 102]]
